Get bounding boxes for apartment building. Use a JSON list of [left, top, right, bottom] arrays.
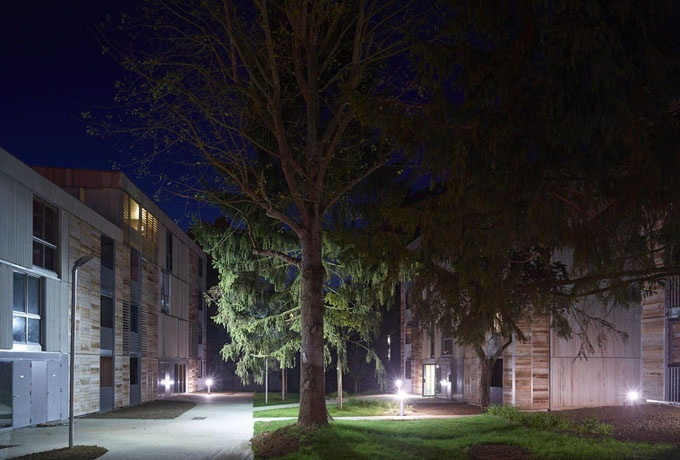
[[401, 273, 680, 410], [0, 148, 207, 430]]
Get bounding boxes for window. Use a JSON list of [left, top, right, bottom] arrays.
[[198, 258, 203, 278], [130, 303, 139, 333], [161, 271, 171, 314], [100, 357, 113, 388], [13, 272, 42, 346], [197, 289, 203, 311], [491, 359, 503, 388], [101, 236, 114, 270], [130, 357, 139, 385], [101, 295, 114, 329], [126, 196, 141, 231], [33, 198, 57, 271], [166, 230, 173, 272], [442, 337, 453, 356]]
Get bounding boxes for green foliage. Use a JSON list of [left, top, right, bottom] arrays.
[[368, 0, 680, 407], [487, 405, 612, 437], [193, 217, 393, 386], [253, 417, 678, 459]]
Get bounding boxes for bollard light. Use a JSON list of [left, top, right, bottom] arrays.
[[396, 379, 405, 416], [206, 378, 213, 394]]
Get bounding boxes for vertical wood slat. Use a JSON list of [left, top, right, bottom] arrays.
[[668, 366, 680, 402]]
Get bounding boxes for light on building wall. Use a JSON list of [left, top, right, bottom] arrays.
[[69, 255, 93, 449], [206, 378, 213, 394], [627, 390, 640, 404]]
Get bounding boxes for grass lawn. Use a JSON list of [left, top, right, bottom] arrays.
[[253, 392, 301, 407], [254, 398, 399, 418], [253, 416, 680, 460]]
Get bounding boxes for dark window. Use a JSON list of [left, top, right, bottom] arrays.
[[101, 295, 114, 329], [130, 303, 139, 333], [197, 290, 203, 311], [161, 271, 171, 313], [166, 230, 173, 272], [405, 359, 412, 378], [491, 359, 503, 388], [101, 236, 114, 270], [33, 198, 58, 271], [130, 357, 139, 385], [198, 259, 203, 278], [442, 337, 453, 356], [100, 357, 113, 388], [12, 272, 42, 346]]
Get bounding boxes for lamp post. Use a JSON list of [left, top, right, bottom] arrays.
[[69, 256, 93, 449]]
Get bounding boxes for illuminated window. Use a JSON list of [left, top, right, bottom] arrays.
[[32, 198, 58, 271], [13, 272, 42, 347], [128, 198, 141, 231]]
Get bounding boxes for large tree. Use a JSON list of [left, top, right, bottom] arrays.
[[97, 0, 419, 426], [366, 0, 680, 408]]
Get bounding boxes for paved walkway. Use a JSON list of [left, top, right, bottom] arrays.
[[0, 392, 254, 460]]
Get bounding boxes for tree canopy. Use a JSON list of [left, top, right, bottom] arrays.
[[368, 0, 680, 407], [194, 216, 389, 390], [95, 0, 423, 426]]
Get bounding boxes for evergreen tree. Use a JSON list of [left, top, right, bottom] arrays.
[[195, 217, 389, 401], [370, 0, 680, 408]]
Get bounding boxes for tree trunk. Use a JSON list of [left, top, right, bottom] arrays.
[[281, 366, 286, 401], [337, 357, 343, 410], [297, 224, 328, 426], [479, 357, 493, 410]]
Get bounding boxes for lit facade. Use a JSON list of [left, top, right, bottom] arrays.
[[0, 148, 207, 430]]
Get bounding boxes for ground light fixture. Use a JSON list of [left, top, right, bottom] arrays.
[[206, 378, 213, 394], [396, 379, 405, 416], [627, 390, 640, 404], [69, 255, 94, 449]]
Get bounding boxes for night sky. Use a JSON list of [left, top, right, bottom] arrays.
[[0, 1, 214, 229]]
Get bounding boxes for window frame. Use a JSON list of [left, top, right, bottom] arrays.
[[12, 271, 43, 350], [160, 270, 171, 314], [32, 198, 58, 272]]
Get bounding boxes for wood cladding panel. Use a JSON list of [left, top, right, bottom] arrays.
[[552, 302, 641, 358], [550, 358, 640, 408]]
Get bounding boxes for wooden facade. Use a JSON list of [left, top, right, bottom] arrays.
[[0, 148, 207, 429], [403, 278, 678, 410]]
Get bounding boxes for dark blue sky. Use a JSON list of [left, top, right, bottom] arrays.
[[0, 1, 215, 229]]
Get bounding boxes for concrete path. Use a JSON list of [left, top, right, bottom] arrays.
[[0, 392, 254, 460]]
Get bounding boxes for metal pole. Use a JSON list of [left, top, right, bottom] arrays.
[[69, 256, 93, 449], [265, 357, 268, 405]]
